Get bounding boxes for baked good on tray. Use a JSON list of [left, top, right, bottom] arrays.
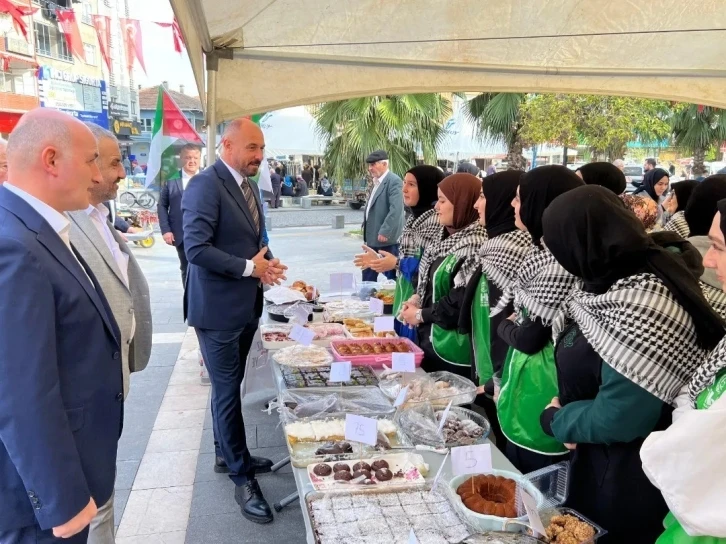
[[281, 365, 379, 389], [456, 474, 518, 518], [286, 418, 398, 443], [335, 340, 411, 356]]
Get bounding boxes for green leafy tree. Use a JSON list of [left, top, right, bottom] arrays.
[[519, 94, 580, 151], [464, 93, 527, 170], [671, 104, 726, 176], [310, 94, 452, 182]]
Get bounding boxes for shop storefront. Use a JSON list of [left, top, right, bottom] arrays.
[[111, 118, 143, 158], [38, 66, 109, 128]]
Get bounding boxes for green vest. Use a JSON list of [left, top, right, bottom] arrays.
[[471, 273, 493, 385], [429, 254, 471, 367]]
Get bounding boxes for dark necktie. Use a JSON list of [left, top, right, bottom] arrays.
[[240, 178, 260, 234]]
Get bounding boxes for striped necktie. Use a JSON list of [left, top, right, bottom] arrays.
[[240, 178, 260, 234]]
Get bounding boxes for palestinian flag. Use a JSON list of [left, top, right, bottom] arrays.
[[246, 113, 272, 193], [145, 86, 203, 188]]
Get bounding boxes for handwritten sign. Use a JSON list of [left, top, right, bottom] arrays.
[[330, 273, 354, 293], [392, 352, 415, 373], [369, 297, 384, 314], [451, 444, 492, 477], [374, 316, 394, 333], [437, 400, 453, 435], [289, 305, 310, 324], [344, 414, 377, 446], [329, 361, 352, 383], [522, 491, 546, 537], [393, 385, 409, 407], [289, 324, 314, 346]]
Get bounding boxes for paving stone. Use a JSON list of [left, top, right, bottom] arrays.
[[133, 451, 198, 490], [117, 486, 193, 537], [115, 460, 141, 490]]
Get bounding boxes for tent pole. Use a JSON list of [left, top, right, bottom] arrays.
[[206, 56, 218, 167]]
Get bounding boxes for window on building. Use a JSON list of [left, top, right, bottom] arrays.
[[84, 43, 96, 66], [34, 23, 51, 56], [56, 29, 73, 62], [0, 72, 35, 96], [142, 118, 153, 132], [82, 2, 93, 25]]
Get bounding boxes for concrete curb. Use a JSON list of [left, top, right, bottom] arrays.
[[343, 231, 363, 240]]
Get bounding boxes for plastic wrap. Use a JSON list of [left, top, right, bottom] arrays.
[[271, 345, 333, 368], [278, 388, 394, 421], [398, 405, 491, 448], [380, 370, 478, 407], [280, 365, 379, 389], [260, 323, 346, 349], [323, 299, 379, 322], [306, 452, 428, 491], [329, 337, 424, 367]]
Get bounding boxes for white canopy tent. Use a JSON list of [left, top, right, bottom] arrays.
[[259, 107, 326, 157], [169, 0, 726, 163]]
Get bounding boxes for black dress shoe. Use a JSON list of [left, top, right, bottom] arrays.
[[235, 479, 273, 524], [215, 455, 273, 474]]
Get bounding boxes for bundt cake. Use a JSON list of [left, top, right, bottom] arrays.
[[456, 474, 518, 518]]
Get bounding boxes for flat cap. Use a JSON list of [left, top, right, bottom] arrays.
[[365, 150, 389, 163]]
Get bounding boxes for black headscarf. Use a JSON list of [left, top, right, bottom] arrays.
[[482, 170, 522, 238], [641, 168, 670, 201], [576, 162, 626, 195], [684, 175, 726, 236], [543, 185, 723, 349], [519, 165, 584, 247], [671, 180, 699, 213], [406, 165, 444, 218], [720, 199, 726, 239]]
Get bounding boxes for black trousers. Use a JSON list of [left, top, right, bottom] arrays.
[[175, 243, 188, 286], [271, 184, 282, 208], [0, 525, 89, 544], [195, 319, 259, 486]]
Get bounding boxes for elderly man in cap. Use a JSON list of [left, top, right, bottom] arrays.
[[361, 150, 403, 281]]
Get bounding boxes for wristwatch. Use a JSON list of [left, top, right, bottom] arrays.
[[415, 309, 423, 324]]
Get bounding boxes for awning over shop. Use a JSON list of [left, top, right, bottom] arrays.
[[0, 111, 22, 133], [170, 0, 726, 124]]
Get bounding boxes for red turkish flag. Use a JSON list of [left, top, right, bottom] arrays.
[[55, 9, 85, 62], [154, 18, 185, 54], [0, 0, 37, 41], [92, 15, 112, 71], [119, 18, 146, 74]]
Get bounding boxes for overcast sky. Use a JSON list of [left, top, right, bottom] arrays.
[[128, 0, 198, 95]]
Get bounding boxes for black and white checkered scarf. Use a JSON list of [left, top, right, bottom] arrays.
[[701, 281, 726, 321], [564, 273, 709, 404], [663, 211, 690, 239], [513, 244, 581, 324], [398, 209, 442, 258], [417, 222, 488, 297], [688, 335, 726, 404], [477, 229, 532, 316]]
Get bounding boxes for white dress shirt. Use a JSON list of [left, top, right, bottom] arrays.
[[182, 169, 198, 190], [366, 170, 388, 217], [4, 182, 92, 283], [221, 159, 255, 277]]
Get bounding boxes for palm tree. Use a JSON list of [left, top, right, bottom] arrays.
[[310, 94, 452, 183], [671, 105, 726, 176], [464, 93, 527, 170]]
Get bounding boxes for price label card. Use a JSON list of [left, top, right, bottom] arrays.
[[522, 491, 547, 537], [344, 413, 377, 446], [374, 316, 395, 333], [392, 352, 416, 373], [437, 400, 453, 435], [329, 361, 352, 383], [289, 324, 314, 346], [408, 528, 419, 544], [393, 385, 409, 407], [451, 444, 493, 477], [369, 297, 384, 314], [330, 273, 354, 292], [290, 305, 310, 324]]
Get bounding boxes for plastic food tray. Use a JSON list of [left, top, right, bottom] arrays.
[[343, 322, 397, 339], [280, 364, 380, 390], [271, 345, 334, 368], [278, 388, 394, 420], [260, 324, 346, 350], [536, 507, 608, 543], [306, 452, 427, 491], [329, 337, 424, 367], [398, 405, 491, 449], [380, 370, 478, 407], [283, 415, 413, 468]]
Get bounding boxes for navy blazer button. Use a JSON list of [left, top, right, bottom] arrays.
[[27, 491, 35, 498], [113, 351, 120, 360]]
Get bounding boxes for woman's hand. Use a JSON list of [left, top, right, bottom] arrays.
[[663, 193, 677, 214], [369, 250, 397, 273], [353, 245, 379, 269], [545, 397, 577, 450], [401, 305, 422, 326], [407, 294, 421, 308], [507, 312, 516, 322]]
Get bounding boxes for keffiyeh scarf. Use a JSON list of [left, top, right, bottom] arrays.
[[478, 229, 532, 315], [702, 281, 726, 321], [398, 209, 442, 258], [663, 211, 691, 239], [512, 245, 581, 324], [417, 222, 488, 297], [688, 335, 726, 405], [564, 273, 709, 404]]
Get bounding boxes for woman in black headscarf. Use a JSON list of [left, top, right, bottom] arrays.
[[354, 165, 444, 339], [575, 162, 627, 194], [458, 170, 530, 448], [635, 167, 671, 226], [495, 165, 584, 473], [663, 180, 699, 238], [539, 185, 724, 544]]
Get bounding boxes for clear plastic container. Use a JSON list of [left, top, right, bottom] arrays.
[[397, 404, 491, 448], [357, 281, 381, 301], [278, 388, 394, 420], [329, 337, 424, 367], [379, 370, 478, 407]]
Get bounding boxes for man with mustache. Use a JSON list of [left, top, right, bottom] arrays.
[[67, 123, 152, 542], [182, 118, 287, 524]]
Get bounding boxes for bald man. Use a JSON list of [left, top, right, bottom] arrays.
[[182, 118, 286, 524], [0, 137, 7, 184], [0, 109, 122, 543]]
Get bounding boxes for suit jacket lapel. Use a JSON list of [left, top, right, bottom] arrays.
[[70, 211, 127, 287], [175, 177, 183, 194], [214, 161, 258, 234], [369, 173, 388, 211]]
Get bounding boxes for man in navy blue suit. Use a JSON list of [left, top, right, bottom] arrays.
[[182, 119, 287, 524], [0, 109, 122, 543]]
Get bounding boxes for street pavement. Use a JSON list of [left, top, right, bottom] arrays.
[[267, 204, 364, 228], [114, 226, 367, 543]]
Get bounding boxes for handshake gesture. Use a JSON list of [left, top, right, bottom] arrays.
[[251, 246, 288, 285]]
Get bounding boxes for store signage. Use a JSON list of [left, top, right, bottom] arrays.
[[109, 101, 129, 117], [38, 66, 108, 129], [112, 119, 142, 137]]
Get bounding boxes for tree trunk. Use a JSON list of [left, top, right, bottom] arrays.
[[692, 146, 707, 177], [562, 146, 568, 166], [506, 133, 527, 170]]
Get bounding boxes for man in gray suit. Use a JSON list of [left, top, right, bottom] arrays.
[[68, 123, 152, 544], [362, 150, 404, 281]]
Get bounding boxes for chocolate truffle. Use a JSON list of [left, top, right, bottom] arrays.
[[339, 441, 353, 453], [353, 461, 371, 472], [375, 468, 393, 481], [334, 471, 353, 481], [313, 463, 332, 476], [371, 460, 389, 471], [352, 469, 372, 480], [333, 463, 351, 473]]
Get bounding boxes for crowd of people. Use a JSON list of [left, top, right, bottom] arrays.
[[354, 151, 726, 543]]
